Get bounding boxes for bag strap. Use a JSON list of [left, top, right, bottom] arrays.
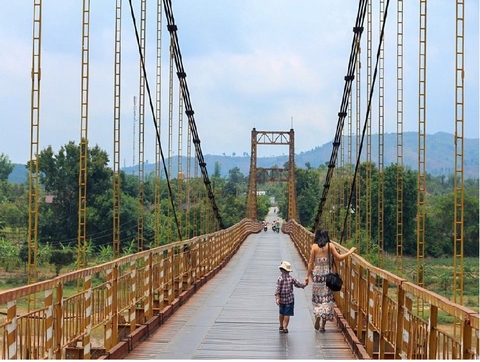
[[327, 240, 337, 273], [327, 240, 332, 272]]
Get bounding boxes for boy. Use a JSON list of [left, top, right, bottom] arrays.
[[275, 261, 307, 333]]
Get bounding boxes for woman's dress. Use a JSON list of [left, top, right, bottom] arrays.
[[311, 256, 335, 321]]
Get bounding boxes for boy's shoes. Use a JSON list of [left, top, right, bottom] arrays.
[[283, 328, 288, 333], [279, 327, 283, 332], [314, 316, 321, 330]]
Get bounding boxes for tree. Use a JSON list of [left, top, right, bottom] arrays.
[[371, 164, 417, 255], [0, 238, 18, 272], [291, 166, 322, 227], [428, 192, 479, 257], [213, 162, 222, 179], [49, 248, 75, 276], [30, 142, 114, 248], [256, 195, 271, 221], [0, 153, 14, 181]]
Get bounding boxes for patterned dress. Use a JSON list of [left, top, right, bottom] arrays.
[[311, 256, 335, 321]]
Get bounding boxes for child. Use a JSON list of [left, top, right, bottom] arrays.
[[275, 261, 307, 333]]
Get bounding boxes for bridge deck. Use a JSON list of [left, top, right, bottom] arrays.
[[125, 217, 356, 359]]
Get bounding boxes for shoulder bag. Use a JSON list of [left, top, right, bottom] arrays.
[[326, 241, 343, 292]]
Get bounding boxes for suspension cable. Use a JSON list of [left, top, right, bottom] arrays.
[[339, 0, 392, 245], [127, 0, 182, 241], [312, 0, 369, 233], [163, 0, 224, 229], [162, 0, 224, 229]]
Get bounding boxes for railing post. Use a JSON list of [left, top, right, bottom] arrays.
[[394, 286, 404, 359], [54, 283, 63, 359], [428, 304, 438, 359], [395, 286, 412, 359], [365, 270, 375, 355], [112, 265, 119, 345], [462, 313, 472, 359], [6, 300, 17, 359], [144, 253, 153, 320], [166, 248, 173, 304], [403, 294, 413, 358], [212, 235, 217, 270], [105, 268, 113, 351], [191, 240, 198, 283], [44, 289, 54, 359], [355, 265, 365, 342], [339, 257, 351, 321], [130, 260, 136, 332], [379, 278, 389, 359], [198, 239, 204, 279], [83, 275, 92, 359]]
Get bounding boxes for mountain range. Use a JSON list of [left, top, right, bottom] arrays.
[[8, 132, 479, 183]]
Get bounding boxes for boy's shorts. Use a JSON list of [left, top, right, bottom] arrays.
[[279, 302, 294, 316]]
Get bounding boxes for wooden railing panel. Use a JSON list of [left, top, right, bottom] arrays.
[[283, 219, 479, 360], [0, 219, 261, 359]]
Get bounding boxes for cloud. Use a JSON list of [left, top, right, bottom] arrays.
[[0, 1, 478, 167]]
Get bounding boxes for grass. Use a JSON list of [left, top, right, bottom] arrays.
[[380, 255, 479, 312]]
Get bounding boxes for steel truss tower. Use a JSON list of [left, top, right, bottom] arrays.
[[246, 129, 298, 221]]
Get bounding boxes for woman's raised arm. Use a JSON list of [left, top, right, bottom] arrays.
[[329, 243, 356, 262]]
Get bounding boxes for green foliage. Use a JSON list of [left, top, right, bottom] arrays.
[[295, 167, 323, 226], [0, 140, 478, 288], [31, 142, 115, 249], [256, 195, 271, 221], [122, 239, 137, 256], [49, 248, 75, 276], [427, 192, 479, 257], [0, 238, 19, 272], [280, 161, 478, 258], [0, 181, 28, 229], [0, 153, 14, 181], [96, 245, 114, 264]]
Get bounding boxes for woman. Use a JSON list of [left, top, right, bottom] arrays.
[[304, 229, 356, 332]]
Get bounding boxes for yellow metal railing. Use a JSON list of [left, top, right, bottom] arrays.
[[0, 219, 261, 359], [283, 219, 479, 359]]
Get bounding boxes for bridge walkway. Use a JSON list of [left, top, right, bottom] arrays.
[[125, 214, 356, 359]]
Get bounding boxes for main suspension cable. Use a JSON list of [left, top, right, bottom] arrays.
[[163, 0, 224, 229], [339, 0, 391, 245], [127, 0, 183, 241], [312, 0, 369, 234], [313, 0, 391, 245]]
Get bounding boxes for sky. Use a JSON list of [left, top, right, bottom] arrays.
[[0, 1, 478, 166]]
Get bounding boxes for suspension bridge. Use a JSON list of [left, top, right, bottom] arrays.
[[0, 0, 478, 359]]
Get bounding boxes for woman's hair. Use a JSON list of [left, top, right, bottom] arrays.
[[314, 229, 329, 248]]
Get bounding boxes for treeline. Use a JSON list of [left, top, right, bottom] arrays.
[[0, 144, 271, 272], [275, 162, 479, 257], [0, 141, 478, 272]]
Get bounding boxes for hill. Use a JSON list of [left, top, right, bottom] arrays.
[[8, 132, 479, 183]]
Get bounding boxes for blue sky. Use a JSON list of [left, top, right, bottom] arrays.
[[0, 1, 478, 166]]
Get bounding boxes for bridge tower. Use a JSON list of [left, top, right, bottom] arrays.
[[246, 128, 298, 221]]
